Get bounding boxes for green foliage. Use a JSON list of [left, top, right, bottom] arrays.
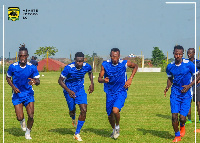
[[85, 54, 93, 65], [0, 63, 9, 74], [84, 54, 103, 72], [34, 46, 58, 58], [151, 47, 166, 67], [159, 59, 167, 72]]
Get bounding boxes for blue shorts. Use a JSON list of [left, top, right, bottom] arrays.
[[170, 93, 192, 116], [106, 90, 127, 116], [12, 92, 35, 107], [64, 89, 87, 111]]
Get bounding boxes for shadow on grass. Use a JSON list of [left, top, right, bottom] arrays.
[[137, 128, 174, 139], [48, 128, 74, 135], [156, 114, 171, 120], [82, 128, 111, 137], [4, 127, 24, 137]]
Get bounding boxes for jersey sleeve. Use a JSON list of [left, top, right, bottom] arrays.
[[86, 63, 92, 72], [166, 64, 172, 77], [33, 66, 40, 78], [7, 64, 13, 77], [102, 61, 106, 68], [189, 61, 197, 75], [61, 65, 70, 78]]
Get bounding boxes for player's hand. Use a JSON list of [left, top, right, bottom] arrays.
[[104, 77, 109, 83], [124, 78, 132, 89], [67, 90, 76, 99], [13, 87, 20, 94], [88, 83, 94, 94], [28, 78, 36, 86], [164, 87, 169, 97], [181, 85, 190, 93], [198, 80, 200, 84]]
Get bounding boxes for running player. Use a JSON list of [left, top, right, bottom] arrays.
[[98, 48, 138, 139], [58, 52, 94, 141], [6, 44, 40, 140], [186, 48, 200, 124], [164, 45, 200, 142]]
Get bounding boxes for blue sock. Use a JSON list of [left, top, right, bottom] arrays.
[[180, 123, 185, 127], [75, 120, 85, 135], [175, 131, 180, 137], [71, 115, 75, 120]]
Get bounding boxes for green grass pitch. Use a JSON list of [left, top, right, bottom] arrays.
[[1, 72, 200, 142]]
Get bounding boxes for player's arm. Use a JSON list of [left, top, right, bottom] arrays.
[[181, 72, 200, 93], [164, 77, 173, 96], [98, 65, 109, 83], [88, 71, 94, 94], [28, 78, 40, 86], [6, 75, 20, 93], [124, 60, 138, 89], [58, 76, 76, 98]]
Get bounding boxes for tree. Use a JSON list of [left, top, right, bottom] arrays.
[[151, 47, 166, 67], [34, 46, 58, 58]]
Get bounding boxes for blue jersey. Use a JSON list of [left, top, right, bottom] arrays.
[[7, 62, 40, 94], [61, 62, 92, 93], [191, 59, 200, 87], [102, 59, 127, 94], [166, 59, 197, 97]]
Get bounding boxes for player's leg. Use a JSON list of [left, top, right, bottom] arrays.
[[106, 95, 116, 138], [172, 113, 179, 132], [172, 113, 181, 142], [112, 92, 127, 139], [108, 112, 116, 138], [68, 100, 76, 128], [64, 92, 77, 127], [113, 107, 120, 126], [14, 103, 26, 131], [196, 86, 200, 122], [179, 96, 191, 137], [179, 114, 186, 137], [197, 101, 200, 122], [112, 107, 120, 139], [73, 90, 88, 141], [25, 102, 34, 139], [108, 112, 115, 129], [76, 104, 87, 132], [74, 104, 87, 141], [69, 109, 76, 119], [70, 108, 77, 127], [170, 96, 181, 142], [186, 101, 192, 124]]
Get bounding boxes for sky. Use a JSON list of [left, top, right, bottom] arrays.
[[0, 0, 200, 59]]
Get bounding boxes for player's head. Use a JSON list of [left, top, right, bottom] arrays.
[[173, 45, 184, 62], [110, 48, 120, 65], [74, 52, 84, 69], [187, 48, 195, 60], [18, 43, 29, 65]]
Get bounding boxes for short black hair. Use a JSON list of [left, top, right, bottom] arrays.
[[173, 45, 184, 53], [188, 48, 195, 53], [110, 48, 120, 56], [19, 43, 28, 54], [75, 52, 84, 58]]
